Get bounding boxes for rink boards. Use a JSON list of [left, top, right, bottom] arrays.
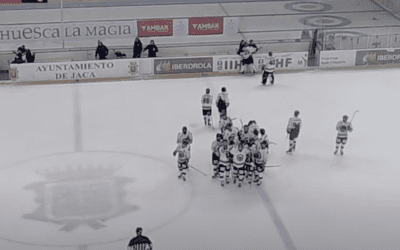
[[6, 47, 400, 84]]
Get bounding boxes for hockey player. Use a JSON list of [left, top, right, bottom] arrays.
[[177, 126, 193, 145], [201, 88, 213, 127], [218, 139, 231, 186], [262, 52, 276, 85], [219, 114, 232, 133], [254, 140, 269, 186], [173, 139, 191, 181], [238, 125, 251, 143], [260, 128, 269, 144], [211, 133, 223, 178], [248, 120, 260, 140], [223, 123, 239, 145], [240, 43, 257, 74], [334, 115, 353, 155], [216, 87, 229, 117], [228, 143, 248, 187], [286, 110, 302, 154], [244, 140, 257, 184]]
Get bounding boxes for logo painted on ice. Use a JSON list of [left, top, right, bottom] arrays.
[[24, 164, 138, 232]]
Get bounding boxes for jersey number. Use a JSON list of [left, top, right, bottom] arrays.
[[268, 60, 275, 65], [203, 97, 210, 104]]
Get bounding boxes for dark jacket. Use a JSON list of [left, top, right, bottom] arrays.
[[143, 44, 158, 58], [11, 53, 25, 64], [237, 43, 245, 55], [133, 39, 143, 58], [95, 44, 109, 60], [26, 49, 35, 63]]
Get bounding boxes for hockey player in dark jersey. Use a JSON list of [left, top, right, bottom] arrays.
[[286, 110, 302, 154]]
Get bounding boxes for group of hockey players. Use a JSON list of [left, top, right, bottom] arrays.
[[173, 81, 355, 184], [211, 118, 270, 187]]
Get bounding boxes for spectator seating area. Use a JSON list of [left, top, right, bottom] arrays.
[[1, 0, 400, 78]]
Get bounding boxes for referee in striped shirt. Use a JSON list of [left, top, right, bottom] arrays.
[[127, 227, 153, 250]]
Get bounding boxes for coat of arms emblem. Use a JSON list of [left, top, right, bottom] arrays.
[[128, 62, 139, 76], [9, 68, 19, 81]]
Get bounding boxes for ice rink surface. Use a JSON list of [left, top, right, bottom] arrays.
[[0, 68, 399, 250]]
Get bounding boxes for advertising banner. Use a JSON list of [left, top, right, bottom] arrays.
[[0, 21, 137, 51], [63, 21, 137, 41], [355, 49, 400, 66], [189, 17, 223, 35], [137, 19, 173, 37], [320, 50, 356, 68], [0, 23, 62, 43], [10, 59, 140, 82], [213, 52, 308, 72], [154, 57, 213, 74]]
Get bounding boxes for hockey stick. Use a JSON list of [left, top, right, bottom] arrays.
[[240, 119, 244, 129], [350, 110, 359, 124], [188, 164, 208, 176], [231, 117, 237, 121], [265, 164, 281, 168], [269, 141, 277, 145]]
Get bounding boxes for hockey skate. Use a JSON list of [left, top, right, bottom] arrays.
[[334, 149, 338, 155], [178, 174, 182, 179], [221, 181, 224, 186], [233, 178, 237, 184], [286, 149, 292, 154], [257, 181, 262, 186], [238, 183, 241, 188], [340, 150, 344, 155], [226, 178, 229, 184], [182, 176, 186, 181]]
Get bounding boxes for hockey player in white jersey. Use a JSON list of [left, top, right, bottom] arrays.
[[261, 51, 276, 85], [177, 126, 193, 145], [259, 128, 269, 144], [286, 110, 302, 154], [223, 123, 239, 145], [173, 139, 191, 181], [211, 133, 223, 178], [216, 87, 229, 117], [218, 139, 231, 186], [228, 143, 249, 187], [244, 141, 257, 184], [334, 115, 353, 155], [219, 114, 232, 133], [201, 88, 213, 127], [253, 140, 269, 186], [238, 125, 251, 143], [248, 120, 260, 139]]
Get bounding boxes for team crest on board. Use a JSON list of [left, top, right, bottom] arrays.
[[128, 62, 139, 76], [9, 68, 19, 81]]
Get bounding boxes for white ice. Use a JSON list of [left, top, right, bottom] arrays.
[[0, 67, 399, 250]]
